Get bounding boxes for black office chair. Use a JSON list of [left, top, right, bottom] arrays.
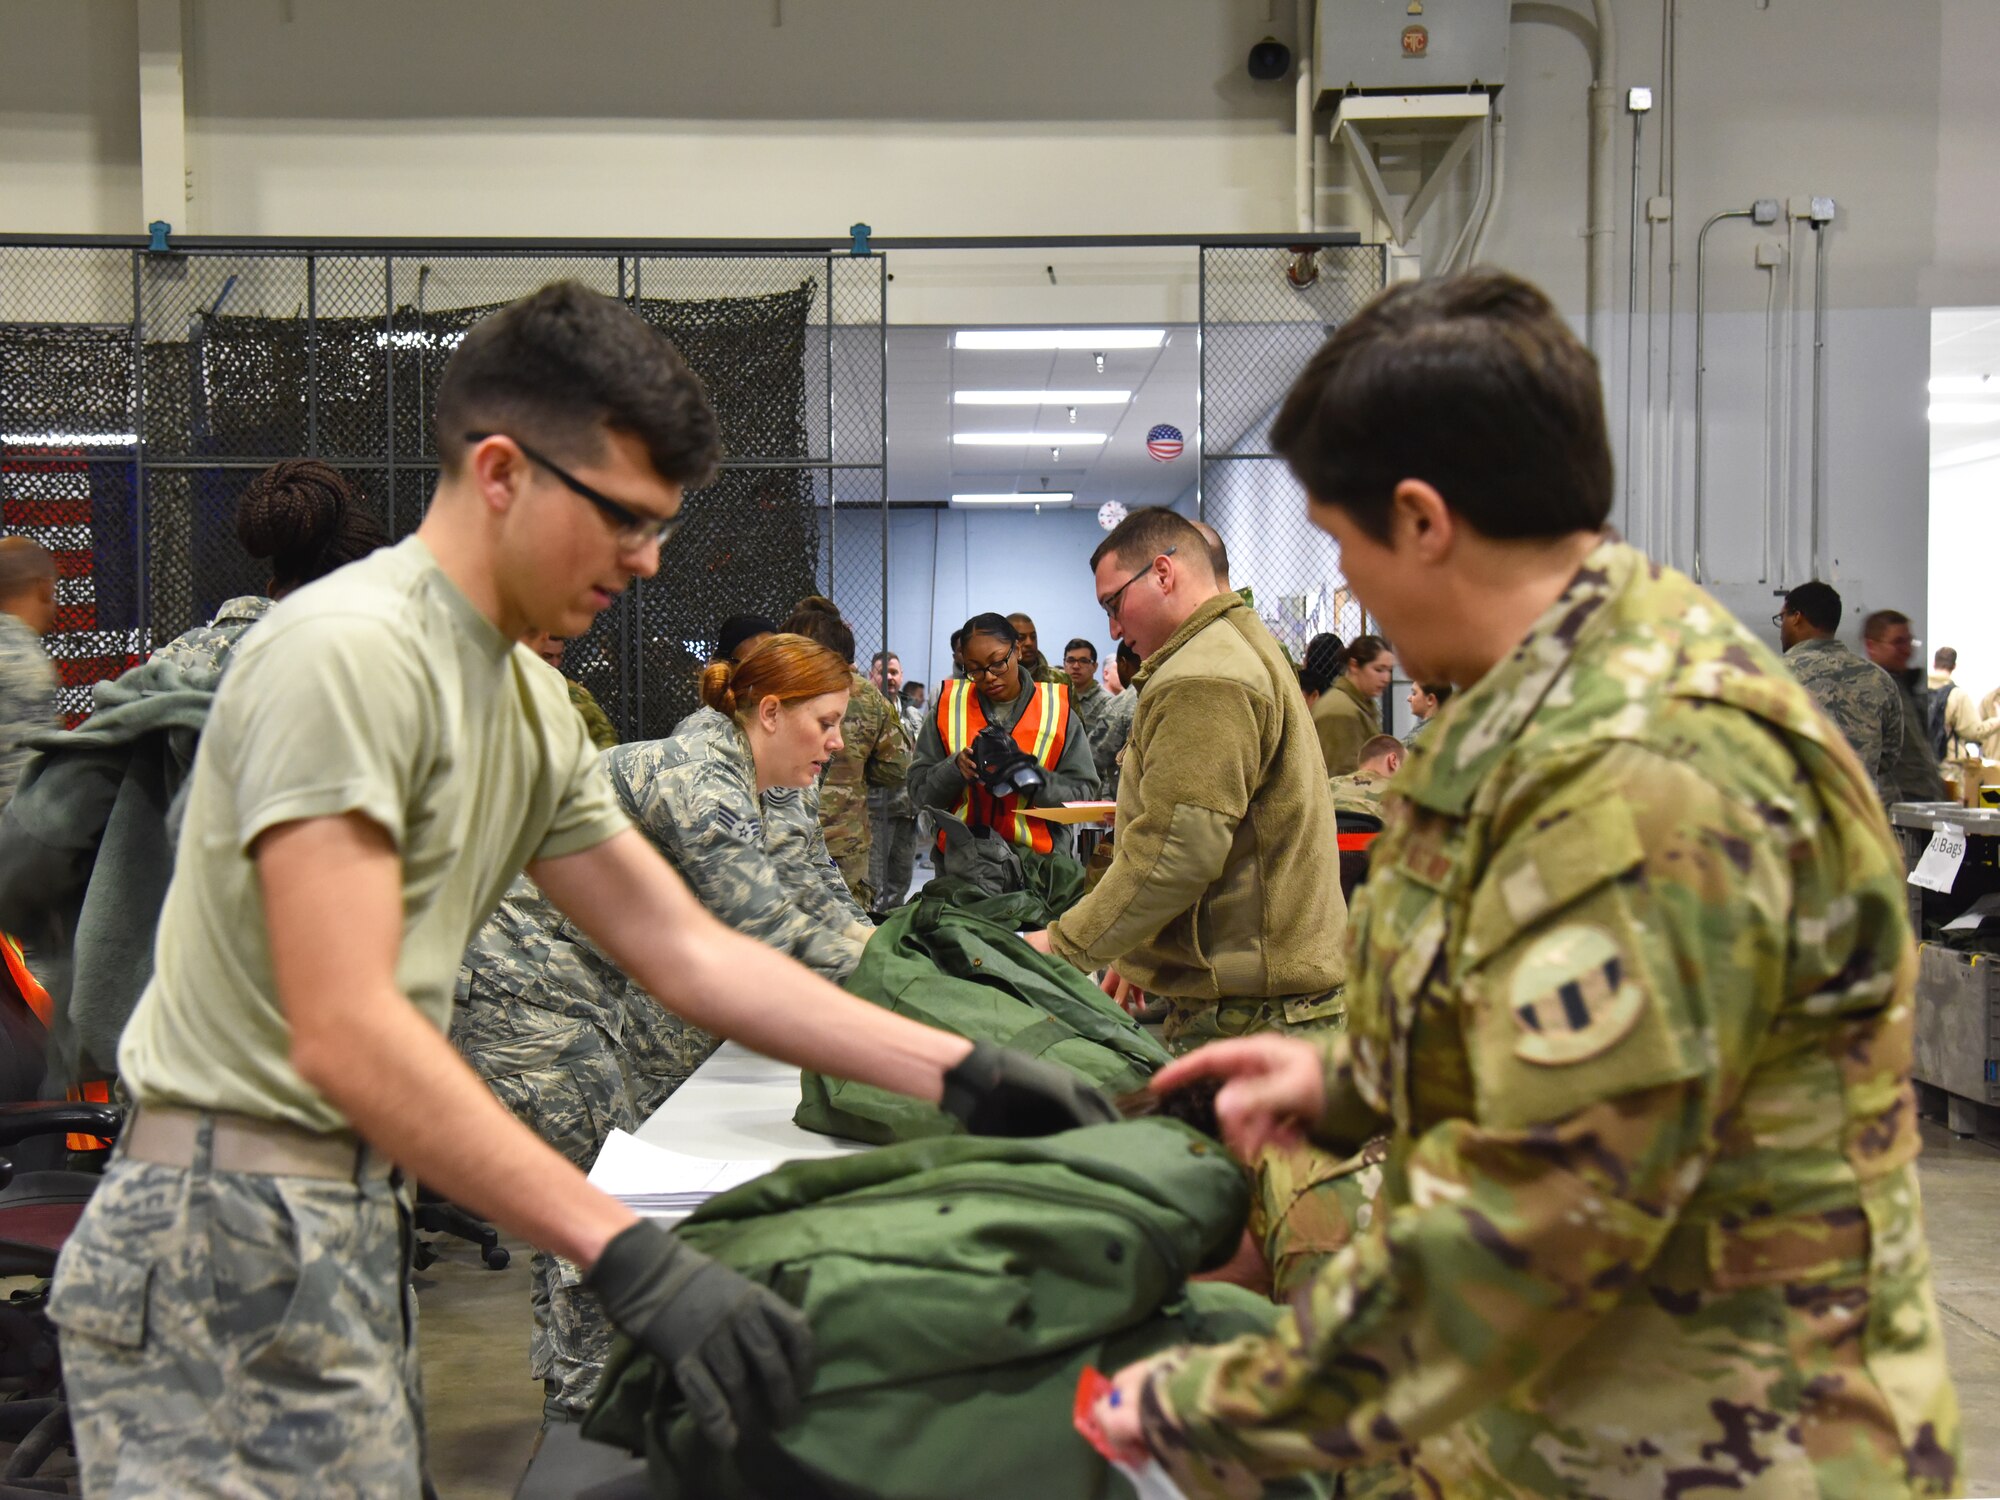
[[0, 1098, 122, 1498], [411, 1186, 510, 1272]]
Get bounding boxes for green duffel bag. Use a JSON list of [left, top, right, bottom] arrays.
[[582, 1118, 1329, 1500], [795, 887, 1168, 1144]]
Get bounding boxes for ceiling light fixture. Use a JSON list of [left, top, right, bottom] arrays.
[[1929, 375, 2000, 397], [952, 432, 1107, 446], [1928, 403, 2000, 425], [953, 330, 1166, 351], [951, 492, 1076, 507], [951, 390, 1132, 405]]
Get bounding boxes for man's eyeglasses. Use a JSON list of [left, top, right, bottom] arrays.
[[465, 432, 683, 548], [1771, 611, 1788, 629], [1099, 546, 1175, 619], [965, 649, 1016, 681]]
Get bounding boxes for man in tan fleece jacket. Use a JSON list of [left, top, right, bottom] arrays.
[[1024, 507, 1346, 1053]]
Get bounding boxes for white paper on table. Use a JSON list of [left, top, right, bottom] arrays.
[[1909, 823, 1969, 894], [1111, 1459, 1189, 1500], [586, 1129, 775, 1221]]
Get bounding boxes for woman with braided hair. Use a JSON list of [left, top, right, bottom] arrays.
[[150, 459, 388, 679]]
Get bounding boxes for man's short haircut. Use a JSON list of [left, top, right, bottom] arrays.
[[1419, 681, 1455, 707], [433, 281, 722, 489], [1115, 641, 1143, 683], [781, 599, 856, 665], [1937, 646, 1958, 672], [1191, 519, 1230, 581], [1783, 581, 1842, 633], [1862, 609, 1910, 641], [1271, 270, 1612, 542], [0, 537, 55, 601], [1358, 734, 1404, 765], [1064, 639, 1098, 662], [1090, 506, 1210, 576], [901, 681, 926, 708], [871, 649, 900, 670]]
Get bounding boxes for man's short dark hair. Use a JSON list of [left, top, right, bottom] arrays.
[[1783, 580, 1842, 633], [434, 281, 722, 488], [1064, 639, 1098, 663], [1862, 609, 1909, 641], [871, 649, 900, 670], [1115, 641, 1143, 683], [1937, 646, 1958, 672], [1090, 506, 1209, 575], [1270, 270, 1612, 542]]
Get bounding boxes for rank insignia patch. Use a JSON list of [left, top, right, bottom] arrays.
[[1508, 925, 1643, 1066]]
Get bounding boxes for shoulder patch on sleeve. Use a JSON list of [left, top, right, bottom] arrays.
[[711, 804, 763, 845], [1507, 925, 1646, 1066]]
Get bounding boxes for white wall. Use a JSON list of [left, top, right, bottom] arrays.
[[1930, 453, 2000, 699], [822, 503, 1123, 693], [5, 0, 1997, 645]]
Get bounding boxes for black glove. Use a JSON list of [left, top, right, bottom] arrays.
[[939, 1041, 1120, 1137], [585, 1220, 815, 1449]]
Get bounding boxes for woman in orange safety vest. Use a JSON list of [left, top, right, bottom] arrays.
[[907, 613, 1102, 861]]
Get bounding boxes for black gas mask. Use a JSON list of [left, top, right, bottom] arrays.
[[969, 723, 1046, 801]]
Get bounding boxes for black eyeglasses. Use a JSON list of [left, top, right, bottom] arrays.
[[1771, 611, 1787, 629], [465, 432, 683, 547], [965, 648, 1016, 681], [1099, 545, 1175, 619]]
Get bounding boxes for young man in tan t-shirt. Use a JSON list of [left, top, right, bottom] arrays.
[[53, 284, 1111, 1497]]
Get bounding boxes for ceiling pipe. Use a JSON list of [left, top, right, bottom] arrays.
[[1296, 0, 1316, 233], [1585, 0, 1618, 361]]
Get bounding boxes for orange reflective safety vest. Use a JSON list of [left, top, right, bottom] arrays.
[[935, 678, 1071, 855]]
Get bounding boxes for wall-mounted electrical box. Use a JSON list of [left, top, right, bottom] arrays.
[[1316, 0, 1510, 103]]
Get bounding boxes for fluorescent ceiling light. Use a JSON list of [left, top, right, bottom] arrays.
[[2, 431, 137, 447], [953, 390, 1133, 406], [1929, 375, 2000, 397], [1928, 403, 2000, 425], [952, 493, 1075, 506], [954, 330, 1165, 350], [953, 432, 1107, 446]]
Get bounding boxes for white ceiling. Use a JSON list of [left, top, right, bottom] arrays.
[[886, 324, 1199, 510]]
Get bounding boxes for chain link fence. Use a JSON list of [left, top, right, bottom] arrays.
[[1198, 243, 1387, 661], [0, 240, 886, 734]]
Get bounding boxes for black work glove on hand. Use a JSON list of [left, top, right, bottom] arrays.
[[585, 1221, 815, 1449], [939, 1040, 1120, 1137]]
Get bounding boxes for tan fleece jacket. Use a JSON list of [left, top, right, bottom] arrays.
[[1046, 592, 1346, 1001]]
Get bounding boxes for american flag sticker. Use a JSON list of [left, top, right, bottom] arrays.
[[1146, 424, 1184, 462]]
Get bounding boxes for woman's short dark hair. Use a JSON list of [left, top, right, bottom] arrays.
[[1345, 634, 1390, 671], [1419, 681, 1455, 707], [961, 612, 1019, 648], [1271, 269, 1612, 543], [1298, 633, 1345, 695], [433, 281, 722, 490]]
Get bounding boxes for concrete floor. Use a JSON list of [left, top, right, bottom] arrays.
[[416, 1122, 2000, 1499]]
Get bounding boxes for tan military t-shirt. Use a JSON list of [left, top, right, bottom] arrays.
[[119, 536, 630, 1133]]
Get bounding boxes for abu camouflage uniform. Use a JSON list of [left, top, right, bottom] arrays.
[[1327, 767, 1390, 821], [0, 610, 57, 811], [867, 700, 927, 911], [819, 670, 910, 911], [1071, 676, 1131, 800], [1785, 634, 1903, 805], [605, 707, 869, 988], [148, 594, 273, 684], [452, 875, 641, 1420], [1139, 540, 1960, 1498]]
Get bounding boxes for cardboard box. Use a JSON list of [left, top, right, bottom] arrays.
[[1952, 759, 2000, 809]]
